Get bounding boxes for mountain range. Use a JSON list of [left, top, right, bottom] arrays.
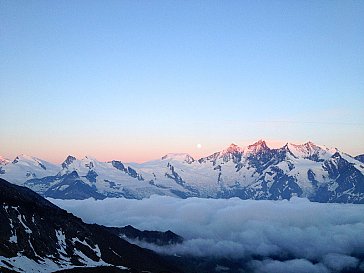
[[1, 140, 364, 203]]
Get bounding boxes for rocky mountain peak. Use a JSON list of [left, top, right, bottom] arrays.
[[247, 140, 269, 153], [222, 143, 243, 154], [62, 155, 77, 169]]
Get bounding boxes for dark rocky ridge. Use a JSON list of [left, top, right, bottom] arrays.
[[104, 225, 184, 246], [355, 154, 364, 163]]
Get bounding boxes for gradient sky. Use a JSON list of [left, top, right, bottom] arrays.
[[1, 0, 363, 163]]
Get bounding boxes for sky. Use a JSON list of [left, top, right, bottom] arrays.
[[1, 0, 363, 163]]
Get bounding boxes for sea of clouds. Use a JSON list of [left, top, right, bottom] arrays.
[[50, 196, 364, 273]]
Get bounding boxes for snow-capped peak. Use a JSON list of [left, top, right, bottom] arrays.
[[61, 155, 77, 169], [12, 154, 31, 162], [288, 141, 323, 151], [246, 140, 269, 154], [84, 155, 98, 161], [60, 155, 100, 176], [161, 153, 195, 164], [0, 154, 61, 184], [303, 141, 321, 151], [286, 141, 335, 161], [221, 143, 243, 155], [198, 144, 244, 165], [11, 154, 46, 165], [81, 156, 99, 169], [0, 155, 10, 165], [288, 141, 320, 153]]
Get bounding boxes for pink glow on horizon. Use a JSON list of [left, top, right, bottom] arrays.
[[1, 139, 345, 164]]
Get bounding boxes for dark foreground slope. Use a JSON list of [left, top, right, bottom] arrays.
[[0, 178, 180, 273]]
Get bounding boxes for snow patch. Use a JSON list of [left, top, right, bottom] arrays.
[[72, 237, 101, 258]]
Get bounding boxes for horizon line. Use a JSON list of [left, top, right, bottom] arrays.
[[1, 139, 354, 165]]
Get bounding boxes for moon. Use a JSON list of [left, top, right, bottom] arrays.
[[196, 143, 202, 149]]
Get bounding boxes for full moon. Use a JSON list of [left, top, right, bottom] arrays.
[[197, 144, 202, 149]]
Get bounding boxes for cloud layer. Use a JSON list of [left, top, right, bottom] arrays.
[[50, 197, 364, 272]]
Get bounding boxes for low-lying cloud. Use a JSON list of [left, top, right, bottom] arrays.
[[50, 196, 364, 272]]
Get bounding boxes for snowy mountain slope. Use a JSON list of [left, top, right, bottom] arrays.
[[132, 141, 363, 202], [0, 154, 61, 185], [24, 155, 188, 200], [1, 140, 363, 203], [0, 178, 180, 273]]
